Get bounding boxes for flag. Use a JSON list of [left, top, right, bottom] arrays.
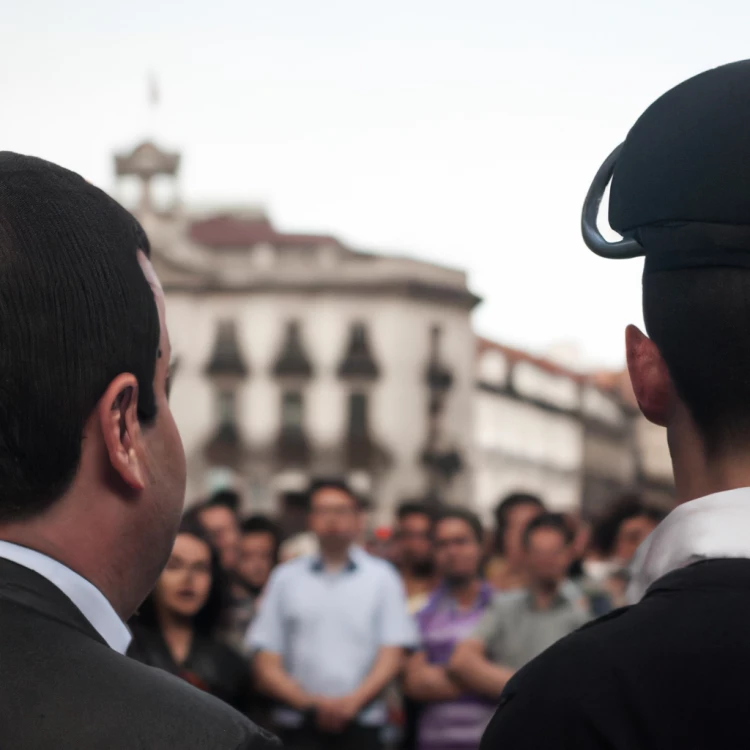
[[148, 72, 159, 108]]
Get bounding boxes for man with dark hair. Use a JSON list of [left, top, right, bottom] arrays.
[[482, 60, 750, 749], [239, 515, 281, 592], [449, 513, 587, 699], [249, 478, 417, 750], [223, 515, 281, 655], [592, 494, 666, 565], [211, 489, 242, 514], [197, 490, 243, 573], [404, 508, 496, 750], [485, 492, 545, 591], [394, 500, 437, 614], [0, 153, 277, 748]]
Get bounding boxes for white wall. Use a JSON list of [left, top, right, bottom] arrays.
[[473, 389, 583, 520], [165, 289, 475, 517]]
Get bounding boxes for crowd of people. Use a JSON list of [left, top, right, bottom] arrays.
[[5, 57, 750, 750], [125, 481, 666, 750]]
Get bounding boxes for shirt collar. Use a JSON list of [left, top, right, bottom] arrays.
[[0, 541, 132, 654], [309, 544, 363, 573], [628, 487, 750, 604], [524, 588, 569, 611], [425, 580, 493, 614]]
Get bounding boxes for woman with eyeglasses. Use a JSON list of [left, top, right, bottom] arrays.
[[127, 516, 252, 714]]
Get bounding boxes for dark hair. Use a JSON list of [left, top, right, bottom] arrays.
[[493, 492, 545, 554], [643, 267, 750, 455], [241, 514, 282, 564], [592, 495, 666, 557], [307, 477, 362, 510], [133, 516, 229, 637], [207, 489, 241, 514], [0, 154, 160, 521], [396, 500, 435, 523], [522, 512, 574, 549], [432, 507, 484, 544], [190, 494, 239, 527]]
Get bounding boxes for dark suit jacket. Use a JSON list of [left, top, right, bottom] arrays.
[[128, 621, 253, 715], [0, 558, 281, 749], [480, 559, 750, 750]]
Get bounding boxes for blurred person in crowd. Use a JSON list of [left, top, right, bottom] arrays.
[[197, 490, 243, 573], [238, 516, 281, 597], [592, 494, 665, 566], [128, 518, 252, 714], [392, 502, 437, 750], [394, 501, 438, 614], [232, 515, 282, 731], [219, 515, 282, 655], [485, 493, 545, 591], [249, 478, 418, 750], [404, 508, 496, 750], [449, 514, 588, 698], [589, 496, 666, 608], [195, 492, 260, 655], [0, 155, 276, 748], [562, 515, 612, 618], [564, 514, 590, 581]]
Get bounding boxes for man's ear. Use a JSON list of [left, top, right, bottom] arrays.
[[97, 373, 146, 491], [625, 325, 673, 427]]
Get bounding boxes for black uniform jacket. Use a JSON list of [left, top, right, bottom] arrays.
[[481, 558, 750, 750], [0, 558, 281, 749]]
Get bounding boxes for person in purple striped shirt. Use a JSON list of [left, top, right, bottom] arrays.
[[404, 508, 496, 750]]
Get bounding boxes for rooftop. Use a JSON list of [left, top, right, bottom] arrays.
[[188, 213, 343, 251], [477, 336, 637, 407]]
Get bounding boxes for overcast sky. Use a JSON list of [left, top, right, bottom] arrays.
[[3, 0, 749, 368]]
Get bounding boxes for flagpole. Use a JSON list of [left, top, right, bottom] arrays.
[[146, 71, 159, 140]]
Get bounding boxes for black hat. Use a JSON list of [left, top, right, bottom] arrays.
[[582, 60, 750, 272]]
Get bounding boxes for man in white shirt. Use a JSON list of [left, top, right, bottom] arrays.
[[250, 478, 418, 750], [481, 59, 750, 750], [0, 153, 278, 748]]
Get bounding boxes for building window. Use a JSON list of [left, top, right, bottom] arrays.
[[217, 389, 237, 429], [348, 392, 368, 437], [352, 323, 366, 347], [282, 390, 304, 431], [338, 322, 379, 380]]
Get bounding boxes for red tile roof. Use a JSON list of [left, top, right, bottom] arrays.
[[477, 336, 638, 407], [189, 213, 342, 250], [477, 337, 586, 383]]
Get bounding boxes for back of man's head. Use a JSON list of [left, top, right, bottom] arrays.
[[643, 267, 750, 457], [0, 152, 160, 517], [0, 152, 185, 616]]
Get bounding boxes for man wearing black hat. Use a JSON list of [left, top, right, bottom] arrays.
[[481, 60, 750, 749], [0, 153, 279, 749]]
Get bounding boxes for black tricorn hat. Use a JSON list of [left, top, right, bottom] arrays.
[[582, 60, 750, 272]]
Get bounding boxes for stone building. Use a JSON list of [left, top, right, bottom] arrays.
[[115, 140, 479, 524], [474, 339, 674, 524], [112, 138, 673, 526]]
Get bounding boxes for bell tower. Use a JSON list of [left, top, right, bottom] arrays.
[[114, 141, 181, 215], [113, 73, 181, 215]]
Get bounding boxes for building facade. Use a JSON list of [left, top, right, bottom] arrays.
[[116, 141, 479, 524], [112, 139, 674, 525], [474, 340, 673, 524]]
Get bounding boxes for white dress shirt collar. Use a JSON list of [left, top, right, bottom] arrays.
[[628, 487, 750, 604], [0, 540, 132, 654]]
